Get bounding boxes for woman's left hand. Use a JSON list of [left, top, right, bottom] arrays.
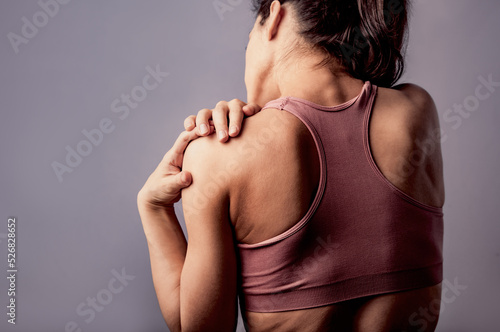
[[184, 99, 262, 142], [137, 130, 199, 210]]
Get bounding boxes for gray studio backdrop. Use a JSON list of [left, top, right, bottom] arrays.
[[0, 1, 499, 331]]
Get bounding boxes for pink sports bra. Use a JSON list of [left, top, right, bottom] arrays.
[[236, 81, 443, 312]]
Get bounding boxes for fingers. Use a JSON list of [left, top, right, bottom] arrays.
[[163, 171, 192, 203], [242, 102, 262, 117], [177, 171, 192, 187], [212, 100, 230, 142], [190, 99, 261, 142], [196, 109, 213, 136], [185, 114, 215, 134], [227, 99, 245, 137], [212, 99, 247, 139], [167, 130, 200, 167], [184, 115, 196, 131]]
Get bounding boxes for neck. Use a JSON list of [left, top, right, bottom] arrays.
[[275, 56, 365, 107]]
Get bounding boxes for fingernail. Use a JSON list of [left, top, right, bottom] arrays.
[[200, 124, 209, 135], [229, 125, 238, 135], [218, 130, 227, 140]]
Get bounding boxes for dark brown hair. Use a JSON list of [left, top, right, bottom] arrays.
[[251, 0, 410, 87]]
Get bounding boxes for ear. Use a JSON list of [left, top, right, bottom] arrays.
[[265, 0, 283, 41]]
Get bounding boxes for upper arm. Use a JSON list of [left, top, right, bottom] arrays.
[[179, 136, 238, 331]]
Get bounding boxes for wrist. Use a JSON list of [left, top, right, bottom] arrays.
[[137, 191, 176, 214]]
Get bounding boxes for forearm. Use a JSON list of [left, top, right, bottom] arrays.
[[135, 126, 239, 331], [138, 200, 186, 332]]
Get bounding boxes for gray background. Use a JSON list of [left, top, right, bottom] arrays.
[[0, 0, 498, 331]]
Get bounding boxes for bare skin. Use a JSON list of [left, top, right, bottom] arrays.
[[139, 1, 444, 331], [183, 81, 444, 332], [184, 3, 445, 329]]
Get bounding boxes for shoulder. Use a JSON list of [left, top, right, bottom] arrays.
[[376, 83, 440, 132], [182, 109, 278, 191], [392, 83, 436, 105], [394, 83, 440, 129], [372, 83, 442, 156], [182, 106, 307, 204], [182, 132, 233, 199], [182, 132, 240, 226], [184, 106, 303, 173], [370, 83, 445, 206]]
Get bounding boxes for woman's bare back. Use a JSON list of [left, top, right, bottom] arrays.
[[221, 83, 444, 331]]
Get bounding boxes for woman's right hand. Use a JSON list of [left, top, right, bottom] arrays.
[[184, 99, 261, 142]]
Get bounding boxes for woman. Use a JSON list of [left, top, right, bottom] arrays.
[[138, 0, 445, 331]]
